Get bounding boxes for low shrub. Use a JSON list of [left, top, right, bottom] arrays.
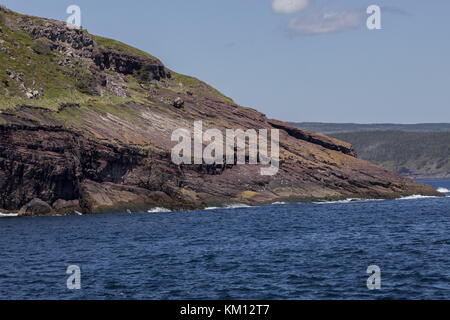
[[31, 38, 53, 55]]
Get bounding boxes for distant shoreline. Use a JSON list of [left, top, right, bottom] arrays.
[[288, 122, 450, 134]]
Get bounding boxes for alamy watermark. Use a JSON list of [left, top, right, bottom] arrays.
[[171, 121, 280, 176], [66, 265, 81, 290], [367, 5, 382, 30], [66, 5, 81, 30], [367, 265, 381, 290]]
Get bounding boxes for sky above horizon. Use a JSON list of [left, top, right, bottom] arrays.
[[1, 0, 449, 124]]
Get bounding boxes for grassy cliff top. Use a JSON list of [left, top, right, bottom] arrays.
[[0, 6, 233, 112]]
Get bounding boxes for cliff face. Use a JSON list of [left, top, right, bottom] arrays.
[[0, 7, 439, 215]]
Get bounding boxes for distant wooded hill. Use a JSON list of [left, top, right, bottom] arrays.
[[290, 123, 450, 179], [290, 123, 450, 134]]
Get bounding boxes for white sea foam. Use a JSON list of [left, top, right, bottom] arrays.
[[313, 193, 444, 204], [314, 198, 383, 204], [314, 198, 357, 204], [396, 195, 439, 200], [0, 212, 19, 217], [271, 202, 287, 205], [204, 204, 251, 211], [437, 188, 450, 193], [225, 204, 251, 209], [147, 207, 172, 213]]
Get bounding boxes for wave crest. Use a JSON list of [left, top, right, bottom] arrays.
[[396, 195, 439, 200], [314, 198, 383, 204], [204, 204, 251, 211], [147, 207, 172, 213], [0, 213, 19, 218]]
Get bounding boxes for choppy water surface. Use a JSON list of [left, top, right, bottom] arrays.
[[1, 179, 449, 300]]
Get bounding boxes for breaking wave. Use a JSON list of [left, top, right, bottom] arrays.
[[437, 188, 450, 193], [204, 204, 251, 211], [147, 207, 172, 213], [396, 195, 440, 200], [314, 198, 383, 205], [315, 193, 446, 204], [0, 212, 19, 218], [225, 204, 251, 209]]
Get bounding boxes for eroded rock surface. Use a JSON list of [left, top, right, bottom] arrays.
[[18, 198, 52, 216]]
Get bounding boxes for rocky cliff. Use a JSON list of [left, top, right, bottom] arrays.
[[0, 7, 439, 215]]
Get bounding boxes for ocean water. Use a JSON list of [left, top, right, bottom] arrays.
[[0, 179, 449, 300]]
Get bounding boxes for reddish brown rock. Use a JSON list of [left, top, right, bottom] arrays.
[[52, 199, 80, 214]]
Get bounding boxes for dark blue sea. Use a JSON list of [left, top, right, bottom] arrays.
[[1, 179, 449, 300]]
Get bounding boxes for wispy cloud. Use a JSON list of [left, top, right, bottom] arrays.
[[272, 0, 309, 14], [287, 9, 365, 36], [272, 0, 410, 37]]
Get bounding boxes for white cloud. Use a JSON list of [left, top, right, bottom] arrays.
[[287, 10, 365, 35], [272, 0, 309, 14]]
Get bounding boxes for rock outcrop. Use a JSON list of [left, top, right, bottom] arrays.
[[52, 199, 81, 214], [92, 49, 169, 81], [18, 198, 52, 216], [0, 7, 440, 215], [173, 97, 184, 109]]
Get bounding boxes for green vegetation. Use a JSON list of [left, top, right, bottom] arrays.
[[0, 18, 93, 110], [0, 22, 146, 111]]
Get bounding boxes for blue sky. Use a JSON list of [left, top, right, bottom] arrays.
[[1, 0, 449, 123]]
